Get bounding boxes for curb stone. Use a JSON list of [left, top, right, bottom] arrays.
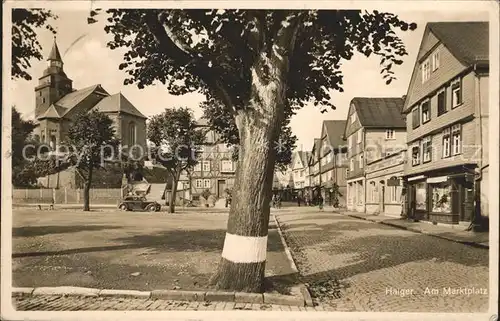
[[298, 285, 314, 307], [234, 292, 263, 304], [99, 289, 150, 298], [11, 287, 34, 297], [32, 286, 100, 297], [205, 291, 235, 302], [273, 216, 299, 273], [151, 290, 205, 302], [263, 293, 304, 306], [12, 286, 305, 306], [346, 214, 489, 249]]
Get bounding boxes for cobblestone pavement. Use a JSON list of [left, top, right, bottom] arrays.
[[11, 295, 331, 311], [276, 211, 489, 312]]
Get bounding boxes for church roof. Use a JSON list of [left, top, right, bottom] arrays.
[[91, 93, 147, 119], [47, 38, 63, 61], [38, 104, 67, 119], [55, 84, 108, 110]]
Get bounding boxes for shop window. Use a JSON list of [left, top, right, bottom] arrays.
[[415, 182, 427, 211], [357, 182, 363, 205], [431, 183, 452, 213]]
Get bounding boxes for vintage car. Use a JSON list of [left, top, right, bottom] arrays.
[[118, 196, 161, 212]]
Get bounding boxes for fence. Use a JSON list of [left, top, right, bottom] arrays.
[[12, 188, 123, 205]]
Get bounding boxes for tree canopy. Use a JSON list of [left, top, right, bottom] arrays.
[[12, 8, 57, 81], [147, 107, 205, 212], [90, 9, 415, 114], [147, 107, 205, 172]]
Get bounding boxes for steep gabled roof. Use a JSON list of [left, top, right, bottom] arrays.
[[92, 93, 147, 119], [54, 84, 109, 117], [402, 21, 489, 112], [350, 97, 406, 128], [323, 120, 347, 151], [427, 22, 489, 65], [308, 138, 321, 165], [38, 104, 67, 119]]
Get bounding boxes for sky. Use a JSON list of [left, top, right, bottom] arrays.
[[10, 8, 489, 151]]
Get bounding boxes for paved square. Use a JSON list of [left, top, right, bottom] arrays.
[[12, 208, 295, 293]]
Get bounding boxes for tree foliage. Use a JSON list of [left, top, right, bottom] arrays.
[[11, 107, 37, 187], [64, 110, 118, 210], [201, 99, 297, 172], [66, 110, 119, 176], [147, 107, 205, 212], [12, 8, 57, 81], [89, 9, 415, 113]]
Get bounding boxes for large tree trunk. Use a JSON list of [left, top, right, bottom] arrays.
[[210, 59, 287, 293], [169, 169, 181, 213], [83, 168, 93, 211]]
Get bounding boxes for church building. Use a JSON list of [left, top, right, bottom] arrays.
[[34, 38, 148, 188]]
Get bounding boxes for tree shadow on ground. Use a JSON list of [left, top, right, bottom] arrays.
[[264, 272, 300, 295], [13, 227, 284, 258], [12, 225, 122, 238]]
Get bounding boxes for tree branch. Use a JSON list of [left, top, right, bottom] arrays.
[[273, 11, 304, 63], [144, 11, 236, 113]]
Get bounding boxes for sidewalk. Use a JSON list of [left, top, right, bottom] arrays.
[[342, 211, 489, 249]]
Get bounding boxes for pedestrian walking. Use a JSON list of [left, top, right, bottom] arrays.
[[318, 194, 324, 211], [297, 195, 301, 207]]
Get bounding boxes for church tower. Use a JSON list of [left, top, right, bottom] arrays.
[[34, 37, 73, 118]]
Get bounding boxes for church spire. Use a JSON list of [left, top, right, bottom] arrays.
[[47, 36, 62, 62]]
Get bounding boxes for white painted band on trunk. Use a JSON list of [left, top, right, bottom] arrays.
[[221, 233, 268, 263]]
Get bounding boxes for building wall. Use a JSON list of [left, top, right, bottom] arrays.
[[405, 38, 468, 110], [190, 139, 237, 199], [365, 129, 406, 162], [405, 120, 477, 176], [119, 113, 147, 160], [407, 70, 476, 142], [365, 152, 405, 216]]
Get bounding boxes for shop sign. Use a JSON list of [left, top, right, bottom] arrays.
[[408, 175, 425, 182], [427, 176, 448, 184], [387, 178, 400, 186]]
